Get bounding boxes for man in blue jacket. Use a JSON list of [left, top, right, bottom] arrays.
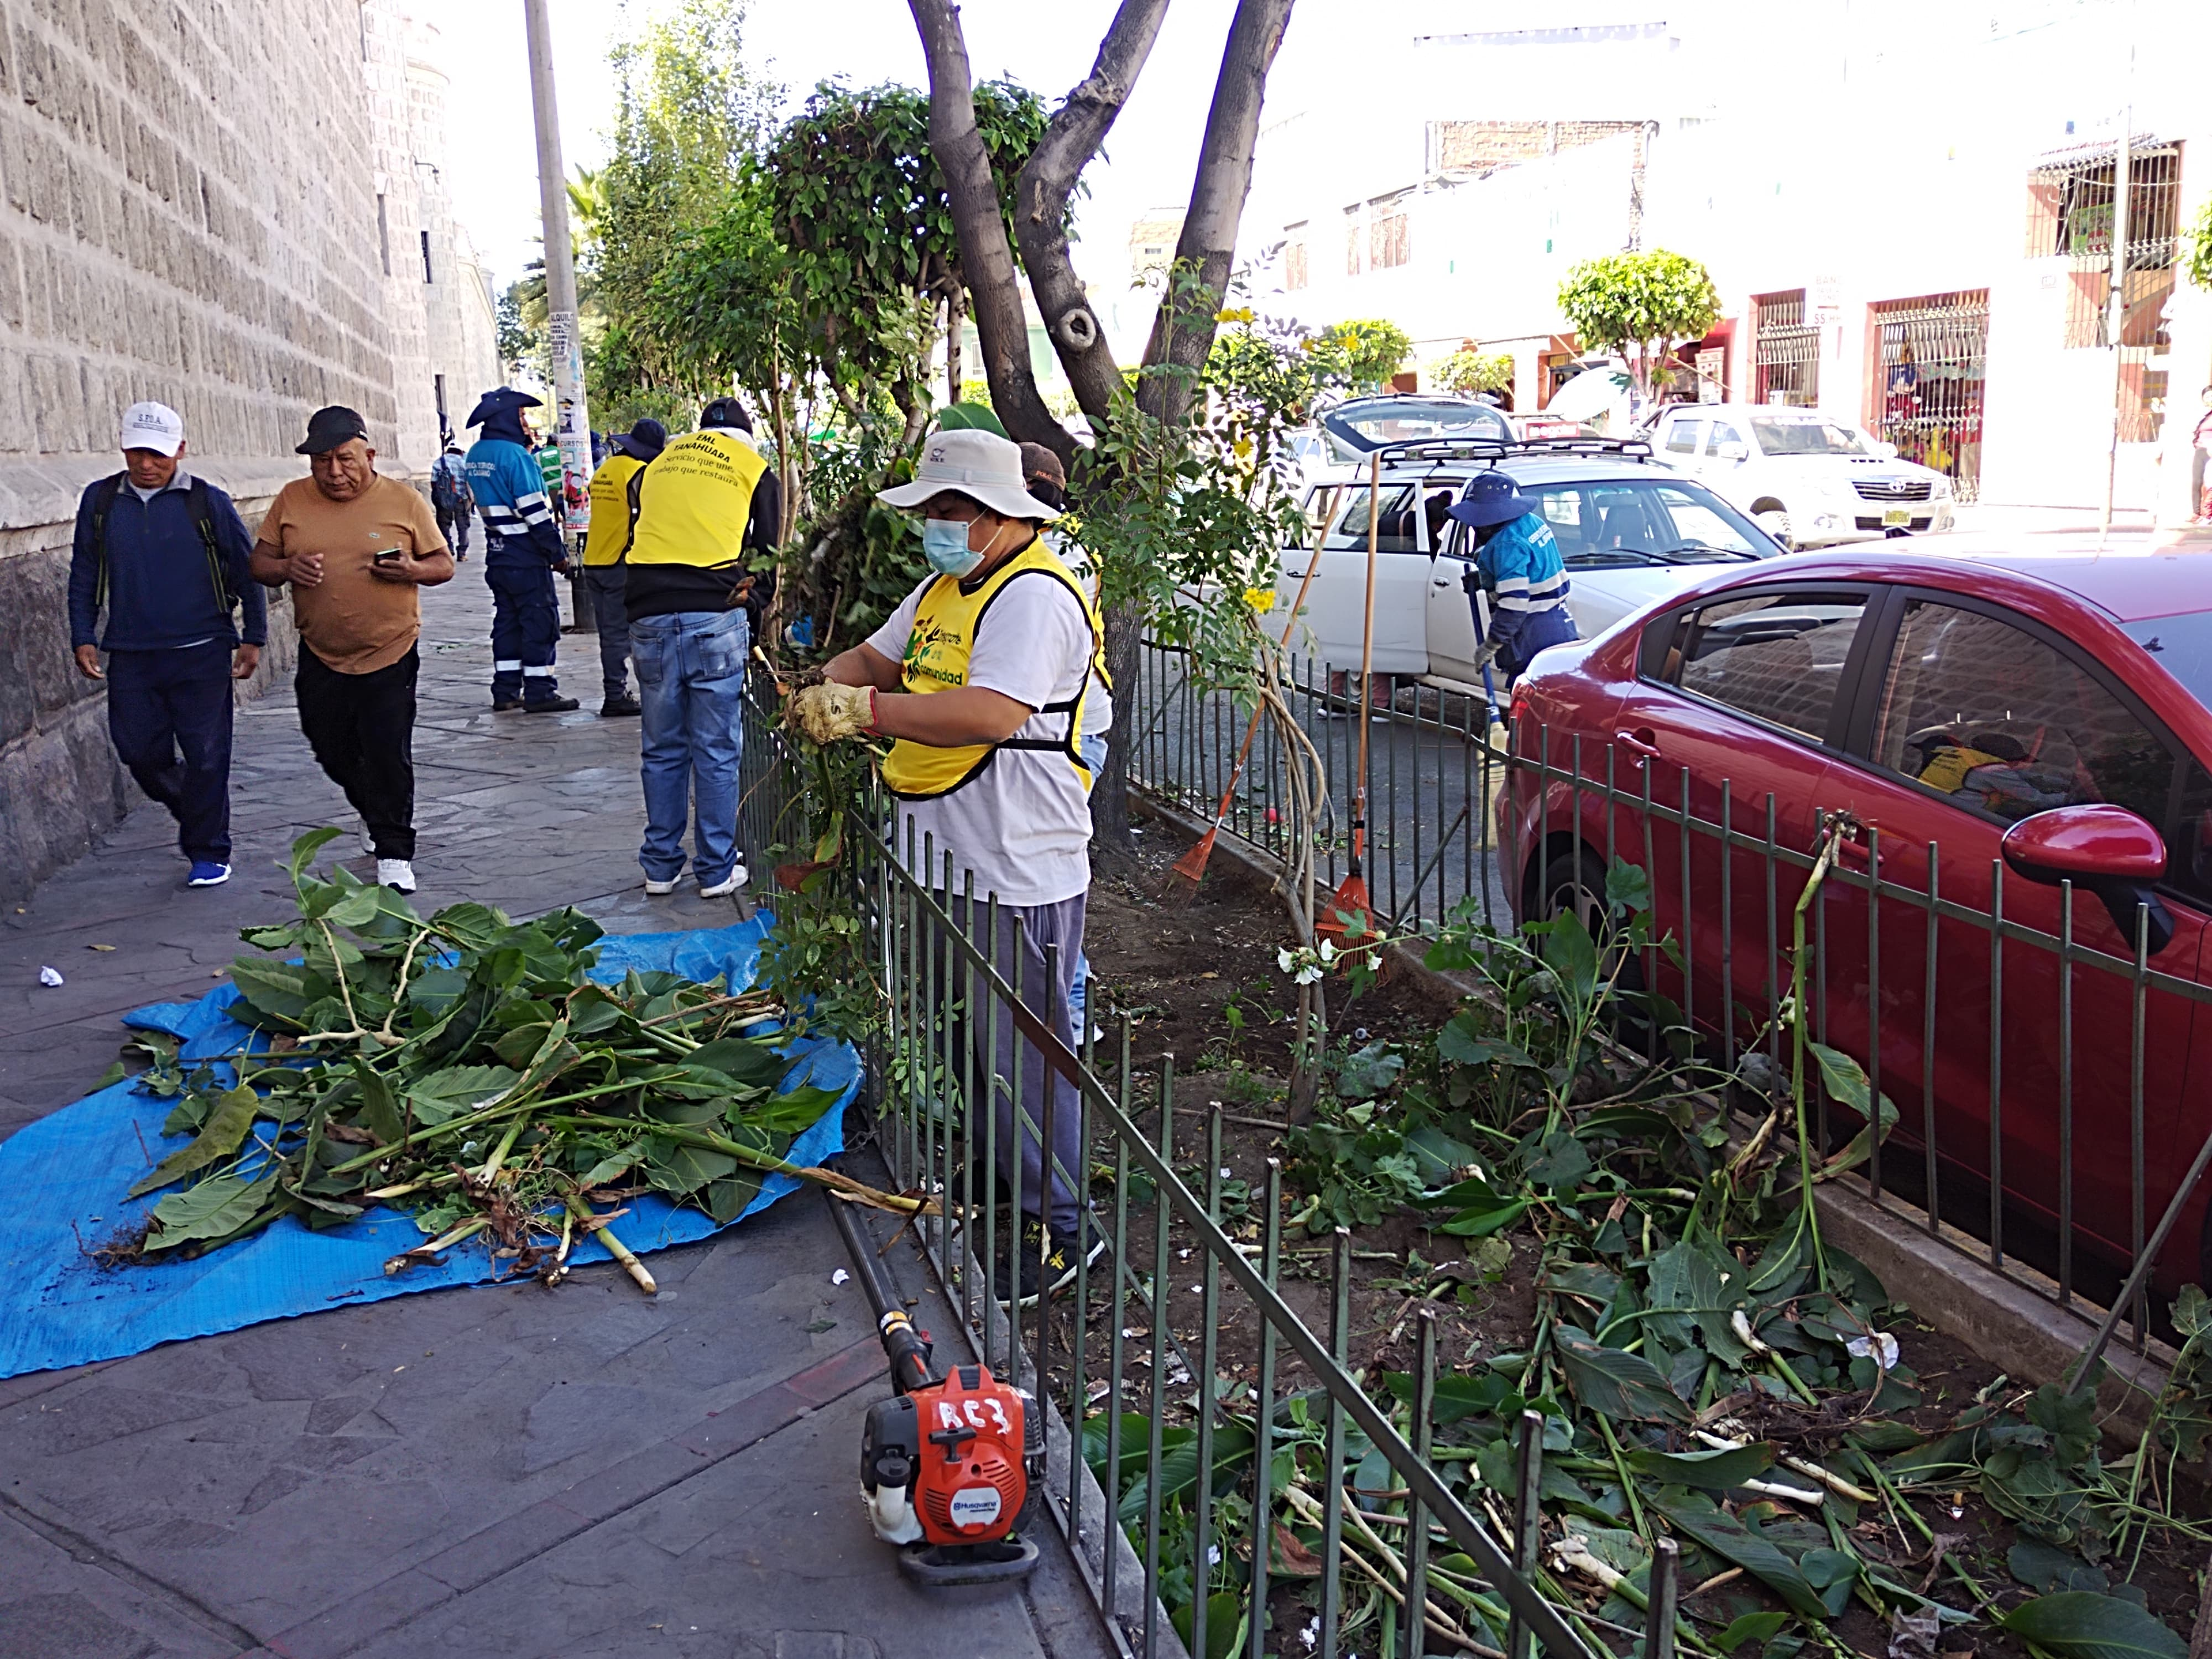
[[462, 387, 576, 712], [1447, 471, 1578, 681], [67, 400, 267, 887]]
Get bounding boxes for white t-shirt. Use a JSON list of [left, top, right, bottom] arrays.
[[867, 564, 1097, 906]]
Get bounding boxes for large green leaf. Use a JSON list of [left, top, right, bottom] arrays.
[[143, 1173, 280, 1253], [1171, 1592, 1245, 1659], [1624, 1442, 1774, 1490], [1646, 1239, 1752, 1366], [1553, 1325, 1689, 1424], [748, 1083, 843, 1135], [644, 1141, 739, 1198], [129, 1084, 261, 1197], [1651, 1490, 1827, 1619], [1715, 1613, 1791, 1652], [1995, 1593, 2187, 1659], [935, 401, 1008, 437], [405, 1064, 520, 1126], [687, 1037, 786, 1088], [227, 958, 314, 1029]]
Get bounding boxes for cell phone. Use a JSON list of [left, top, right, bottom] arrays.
[[373, 546, 402, 564]]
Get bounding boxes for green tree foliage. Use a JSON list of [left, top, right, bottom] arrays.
[[1431, 348, 1515, 397], [1307, 317, 1412, 393], [2185, 195, 2212, 291], [1556, 249, 1720, 398]]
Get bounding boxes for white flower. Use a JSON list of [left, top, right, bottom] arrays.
[[1302, 1616, 1322, 1651], [1848, 1331, 1901, 1370], [1277, 947, 1297, 973], [1208, 1544, 1222, 1566], [1317, 938, 1338, 963], [1295, 964, 1322, 985]]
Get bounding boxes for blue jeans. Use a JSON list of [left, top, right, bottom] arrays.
[[632, 609, 748, 884]]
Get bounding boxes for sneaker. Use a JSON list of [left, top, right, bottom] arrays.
[[599, 694, 642, 717], [697, 862, 748, 899], [377, 859, 417, 894], [1001, 1217, 1104, 1308], [644, 875, 680, 896], [186, 860, 230, 887], [523, 695, 580, 713], [492, 697, 524, 712]]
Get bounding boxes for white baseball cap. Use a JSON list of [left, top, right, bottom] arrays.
[[118, 401, 185, 457], [877, 427, 1059, 520]]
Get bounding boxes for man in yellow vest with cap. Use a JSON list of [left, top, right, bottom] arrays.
[[790, 427, 1107, 1307], [625, 398, 780, 898], [580, 416, 665, 718]]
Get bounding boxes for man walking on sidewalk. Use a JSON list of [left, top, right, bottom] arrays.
[[624, 398, 781, 898], [250, 407, 453, 895], [463, 387, 577, 712], [580, 418, 666, 718], [430, 440, 474, 560], [67, 401, 266, 888]]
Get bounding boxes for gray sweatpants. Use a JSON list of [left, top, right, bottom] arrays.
[[935, 890, 1087, 1237], [583, 566, 631, 701]]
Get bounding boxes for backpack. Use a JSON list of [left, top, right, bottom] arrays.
[[432, 460, 471, 515], [89, 474, 233, 615]]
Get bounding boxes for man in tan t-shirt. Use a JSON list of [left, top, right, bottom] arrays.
[[251, 406, 453, 894]]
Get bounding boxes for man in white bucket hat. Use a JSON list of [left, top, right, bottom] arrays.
[[791, 426, 1108, 1307]]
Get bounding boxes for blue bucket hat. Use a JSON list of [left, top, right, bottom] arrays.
[[1446, 471, 1535, 529]]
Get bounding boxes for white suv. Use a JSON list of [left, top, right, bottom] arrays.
[[1649, 404, 1955, 549]]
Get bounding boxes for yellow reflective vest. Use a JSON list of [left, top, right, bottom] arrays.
[[581, 452, 648, 566], [627, 429, 766, 571], [881, 540, 1110, 801]]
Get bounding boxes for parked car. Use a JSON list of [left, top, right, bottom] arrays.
[[1498, 546, 2212, 1293], [1538, 355, 1647, 435], [1316, 394, 1513, 460], [1511, 411, 1588, 441], [1274, 439, 1785, 693], [1648, 403, 1957, 548]]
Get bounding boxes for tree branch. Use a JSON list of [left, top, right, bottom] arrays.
[[1136, 0, 1295, 430], [907, 0, 1068, 450], [1013, 0, 1173, 443]]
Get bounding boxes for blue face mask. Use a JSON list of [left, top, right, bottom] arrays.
[[922, 518, 983, 577]]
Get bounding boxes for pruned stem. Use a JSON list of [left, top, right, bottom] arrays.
[[566, 1196, 655, 1294]]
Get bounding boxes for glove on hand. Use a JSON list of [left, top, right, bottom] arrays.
[[788, 681, 877, 744]]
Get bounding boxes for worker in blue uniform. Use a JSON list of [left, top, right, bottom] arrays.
[[1447, 471, 1578, 680], [463, 387, 576, 712]]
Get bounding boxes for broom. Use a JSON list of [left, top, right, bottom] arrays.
[[1167, 484, 1347, 896], [1317, 453, 1383, 950]]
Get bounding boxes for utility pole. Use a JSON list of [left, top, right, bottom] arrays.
[[2100, 12, 2136, 535], [523, 0, 591, 556]]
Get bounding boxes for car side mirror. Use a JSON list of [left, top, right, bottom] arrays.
[[1714, 440, 1749, 461], [2000, 804, 2176, 952]]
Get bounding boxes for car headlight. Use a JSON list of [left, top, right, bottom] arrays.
[[1931, 477, 1953, 500]]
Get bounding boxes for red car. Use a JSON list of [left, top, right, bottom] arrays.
[[1500, 547, 2212, 1297]]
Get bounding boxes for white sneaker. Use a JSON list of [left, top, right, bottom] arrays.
[[698, 862, 748, 899], [377, 859, 417, 894], [644, 875, 680, 896]]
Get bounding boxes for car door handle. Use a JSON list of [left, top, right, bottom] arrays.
[[1614, 728, 1663, 761]]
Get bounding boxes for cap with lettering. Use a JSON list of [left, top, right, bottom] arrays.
[[118, 401, 184, 458]]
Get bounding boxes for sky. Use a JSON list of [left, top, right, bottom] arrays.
[[431, 0, 1264, 302]]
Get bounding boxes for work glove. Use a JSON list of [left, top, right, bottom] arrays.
[[788, 681, 877, 744]]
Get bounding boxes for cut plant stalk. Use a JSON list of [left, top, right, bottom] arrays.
[[549, 1114, 936, 1217], [566, 1196, 655, 1294]]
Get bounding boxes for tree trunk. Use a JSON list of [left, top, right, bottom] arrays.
[[908, 0, 1068, 451], [945, 285, 964, 406], [1089, 597, 1146, 861], [1013, 0, 1173, 440], [1135, 0, 1296, 430]]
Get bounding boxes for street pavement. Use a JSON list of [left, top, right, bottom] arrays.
[[0, 552, 1104, 1658]]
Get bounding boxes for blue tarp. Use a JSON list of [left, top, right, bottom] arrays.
[[0, 914, 856, 1379]]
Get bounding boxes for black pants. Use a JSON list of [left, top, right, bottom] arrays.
[[106, 641, 234, 865], [297, 645, 418, 861], [436, 506, 471, 554]]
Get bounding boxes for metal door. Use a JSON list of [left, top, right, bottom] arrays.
[[1870, 291, 1989, 502]]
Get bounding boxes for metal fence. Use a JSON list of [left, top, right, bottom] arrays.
[[738, 688, 1642, 1659], [1122, 641, 2210, 1360]]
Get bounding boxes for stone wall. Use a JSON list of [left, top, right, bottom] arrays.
[[0, 0, 492, 901], [1432, 118, 1650, 178]]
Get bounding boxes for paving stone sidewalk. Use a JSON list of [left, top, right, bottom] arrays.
[[0, 565, 1107, 1658]]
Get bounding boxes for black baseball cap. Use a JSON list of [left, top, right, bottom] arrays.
[[614, 417, 667, 461], [700, 397, 753, 434], [296, 405, 369, 455]]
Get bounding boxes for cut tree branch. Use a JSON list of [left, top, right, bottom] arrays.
[[908, 0, 1068, 450], [1013, 0, 1173, 445]]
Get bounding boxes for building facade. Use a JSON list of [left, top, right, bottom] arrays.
[[1240, 3, 2212, 526], [0, 0, 504, 899]]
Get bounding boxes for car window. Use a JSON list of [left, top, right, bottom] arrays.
[[1323, 483, 1422, 552], [1749, 416, 1867, 456], [1871, 600, 2174, 827], [2120, 611, 2212, 708], [1665, 592, 1867, 740], [1708, 421, 1744, 449], [1663, 418, 1705, 455], [2171, 761, 2212, 908], [1530, 481, 1767, 568]]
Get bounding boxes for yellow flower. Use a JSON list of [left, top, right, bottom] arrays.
[[1215, 305, 1256, 324], [1243, 586, 1276, 614], [1233, 435, 1254, 460]]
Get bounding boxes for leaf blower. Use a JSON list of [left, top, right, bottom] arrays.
[[825, 1188, 1044, 1587]]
